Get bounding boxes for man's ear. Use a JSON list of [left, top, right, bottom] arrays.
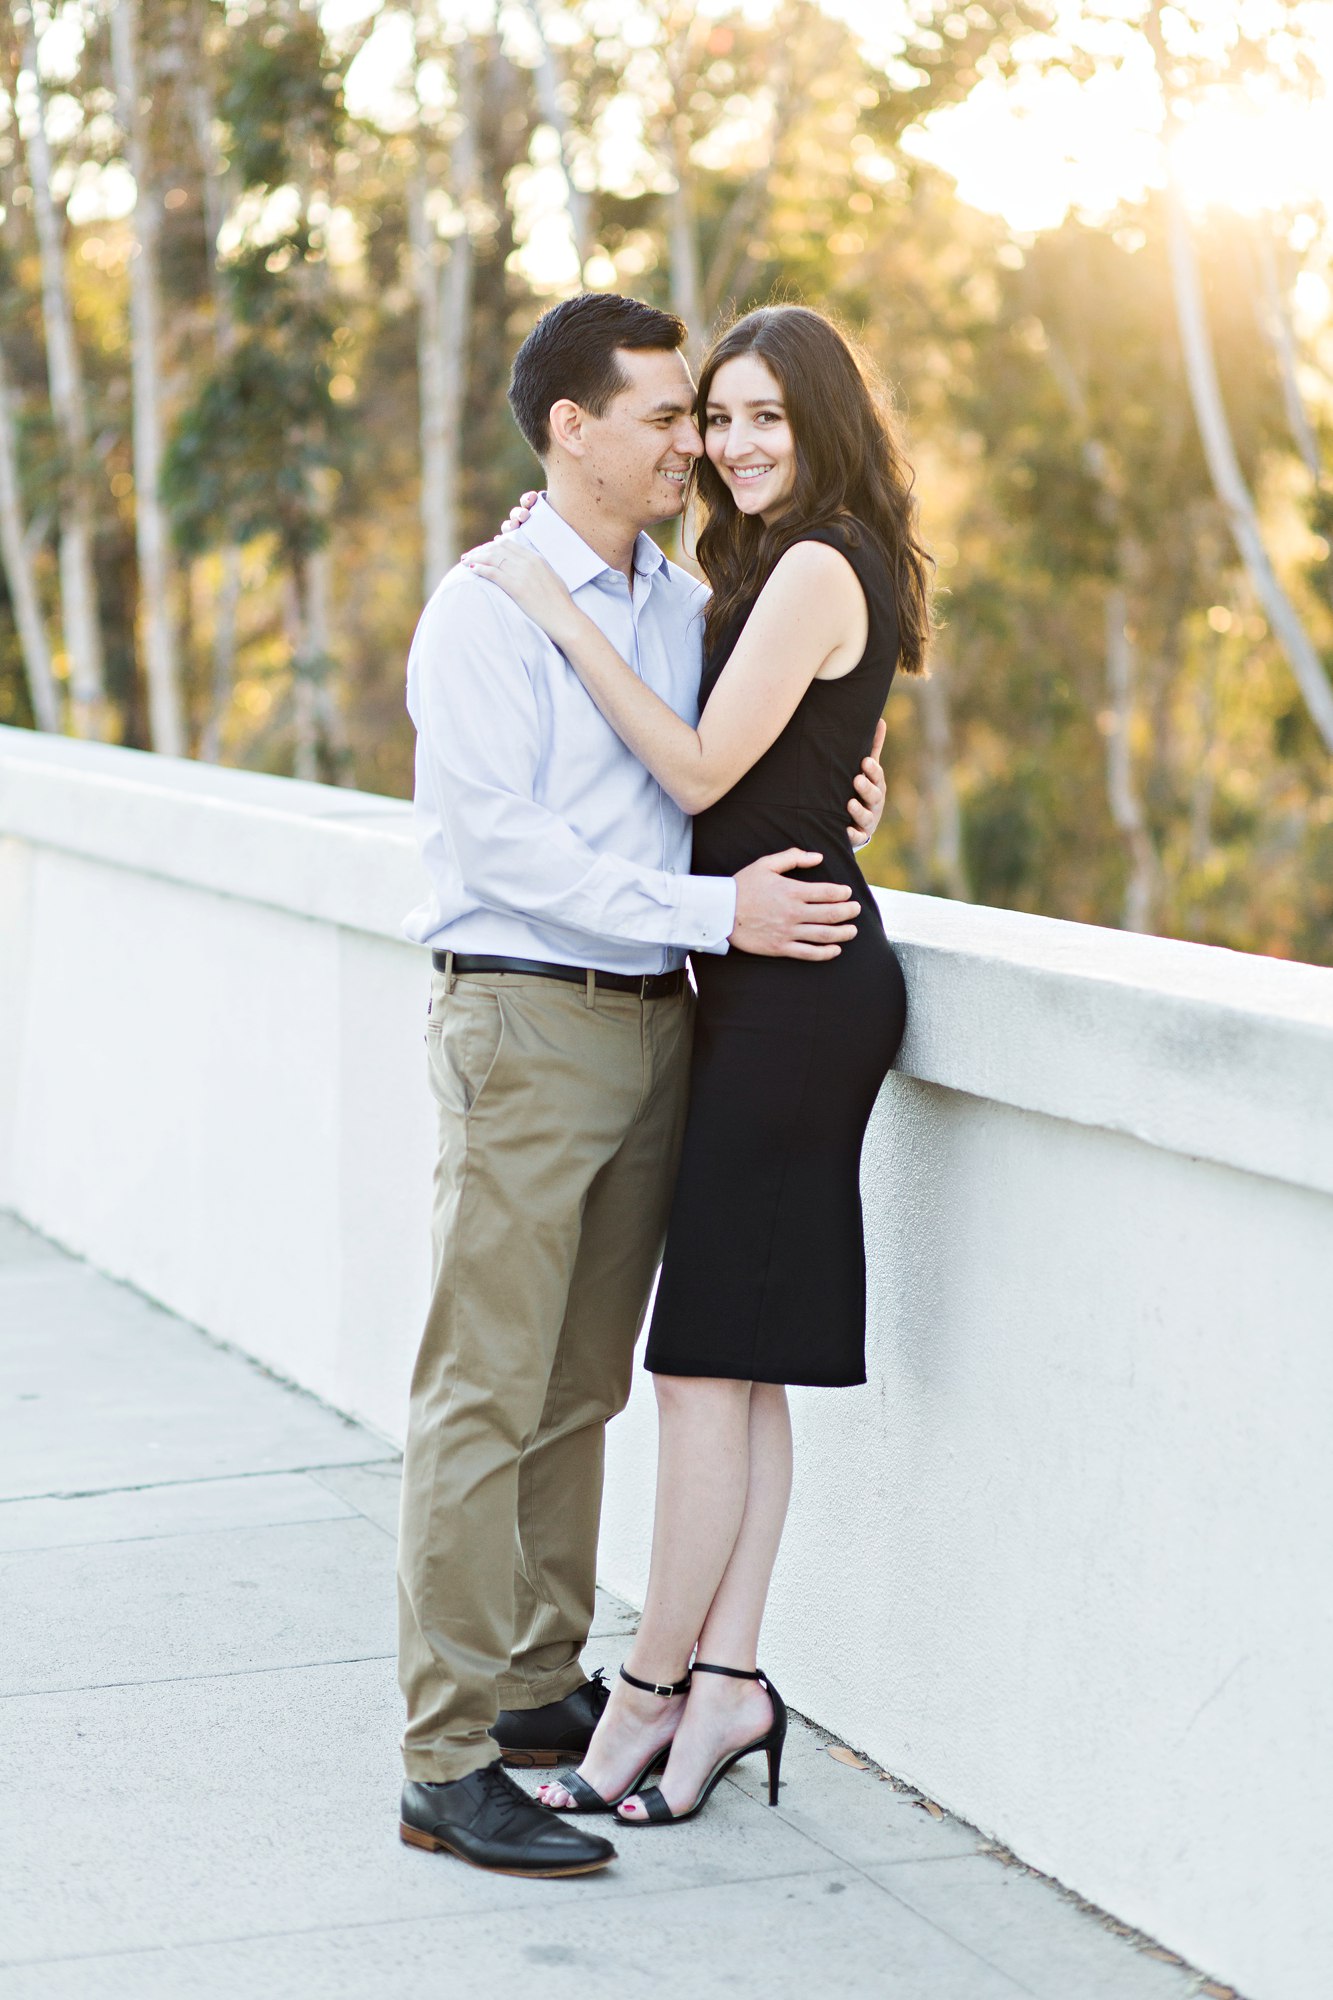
[[548, 398, 587, 457]]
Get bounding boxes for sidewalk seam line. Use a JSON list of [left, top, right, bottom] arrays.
[[0, 1652, 397, 1702], [0, 1458, 401, 1507]]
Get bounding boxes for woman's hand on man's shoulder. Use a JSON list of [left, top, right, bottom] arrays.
[[500, 491, 542, 534]]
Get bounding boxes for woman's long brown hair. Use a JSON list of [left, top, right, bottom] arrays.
[[692, 306, 933, 674]]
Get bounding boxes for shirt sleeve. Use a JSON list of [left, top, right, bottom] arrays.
[[409, 578, 737, 953]]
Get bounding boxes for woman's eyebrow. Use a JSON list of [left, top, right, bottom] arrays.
[[705, 399, 784, 410]]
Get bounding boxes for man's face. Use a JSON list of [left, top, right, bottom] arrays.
[[574, 347, 703, 526]]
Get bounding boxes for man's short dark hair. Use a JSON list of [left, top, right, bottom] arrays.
[[508, 294, 688, 459]]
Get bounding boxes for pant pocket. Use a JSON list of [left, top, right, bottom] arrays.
[[429, 988, 507, 1116]]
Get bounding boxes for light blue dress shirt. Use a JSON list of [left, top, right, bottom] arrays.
[[404, 495, 738, 974]]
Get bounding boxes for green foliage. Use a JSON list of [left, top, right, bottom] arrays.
[[219, 11, 342, 193], [163, 7, 346, 567], [162, 327, 339, 562]]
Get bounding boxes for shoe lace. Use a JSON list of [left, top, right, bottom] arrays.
[[477, 1762, 548, 1836], [586, 1668, 611, 1719]]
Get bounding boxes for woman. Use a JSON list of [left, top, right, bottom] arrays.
[[464, 304, 932, 1825]]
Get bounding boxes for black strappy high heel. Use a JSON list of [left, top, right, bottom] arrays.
[[617, 1662, 787, 1825], [538, 1665, 692, 1815]]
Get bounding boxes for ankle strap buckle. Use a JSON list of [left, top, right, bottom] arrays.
[[619, 1664, 692, 1699]]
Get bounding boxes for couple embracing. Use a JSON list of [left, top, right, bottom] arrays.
[[397, 293, 932, 1876]]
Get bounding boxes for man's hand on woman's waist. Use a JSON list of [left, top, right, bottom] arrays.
[[730, 850, 859, 960]]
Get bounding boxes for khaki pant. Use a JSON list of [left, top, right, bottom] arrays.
[[397, 965, 694, 1782]]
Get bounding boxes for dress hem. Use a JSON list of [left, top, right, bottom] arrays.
[[644, 1358, 868, 1389]]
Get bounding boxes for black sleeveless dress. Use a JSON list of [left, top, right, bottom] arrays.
[[645, 517, 908, 1387]]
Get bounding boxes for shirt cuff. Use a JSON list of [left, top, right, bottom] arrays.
[[677, 874, 737, 956]]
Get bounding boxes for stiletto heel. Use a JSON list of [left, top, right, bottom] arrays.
[[538, 1664, 691, 1815], [619, 1661, 788, 1826]]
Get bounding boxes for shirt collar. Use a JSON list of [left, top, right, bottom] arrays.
[[522, 494, 668, 592]]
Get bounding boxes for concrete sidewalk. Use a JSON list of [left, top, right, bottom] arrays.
[[0, 1215, 1232, 2000]]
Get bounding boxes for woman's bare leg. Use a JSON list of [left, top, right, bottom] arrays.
[[541, 1374, 753, 1809], [632, 1375, 756, 1665], [618, 1382, 792, 1820], [695, 1382, 793, 1666]]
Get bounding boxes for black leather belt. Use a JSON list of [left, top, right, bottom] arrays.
[[432, 951, 686, 999]]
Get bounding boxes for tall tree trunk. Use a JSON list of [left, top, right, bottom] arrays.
[[699, 32, 800, 321], [411, 37, 478, 598], [306, 540, 350, 780], [1163, 183, 1333, 751], [277, 5, 350, 788], [664, 113, 705, 358], [19, 24, 106, 737], [1254, 226, 1321, 482], [1040, 334, 1162, 926], [522, 0, 593, 276], [189, 29, 241, 759], [1188, 642, 1217, 873], [112, 0, 184, 756], [1253, 224, 1333, 620], [282, 568, 319, 781], [196, 546, 240, 765], [912, 666, 969, 899], [1103, 578, 1156, 933], [1147, 6, 1333, 754], [0, 334, 59, 730], [279, 545, 346, 783]]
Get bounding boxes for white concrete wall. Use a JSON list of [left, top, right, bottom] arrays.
[[2, 723, 1331, 2000], [0, 730, 434, 1439]]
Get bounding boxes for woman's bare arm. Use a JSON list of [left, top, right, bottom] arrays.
[[463, 538, 867, 815]]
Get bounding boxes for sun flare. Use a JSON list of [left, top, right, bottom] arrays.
[[893, 8, 1333, 237]]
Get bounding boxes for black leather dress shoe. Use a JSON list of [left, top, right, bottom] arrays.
[[400, 1764, 615, 1876], [490, 1667, 611, 1768]]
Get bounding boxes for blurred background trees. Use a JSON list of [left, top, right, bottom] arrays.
[[1, 0, 1330, 960]]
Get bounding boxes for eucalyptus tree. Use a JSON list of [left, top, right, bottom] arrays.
[[5, 3, 106, 736], [950, 206, 1302, 938], [1034, 324, 1160, 931], [111, 0, 184, 754], [1253, 221, 1323, 484], [409, 13, 479, 594], [1145, 0, 1333, 755], [521, 0, 592, 277], [184, 0, 242, 759], [0, 54, 59, 730], [0, 324, 58, 728], [164, 0, 347, 781]]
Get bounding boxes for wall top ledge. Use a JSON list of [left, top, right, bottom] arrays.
[[876, 888, 1333, 1032], [875, 889, 1332, 1198], [0, 726, 421, 938], [3, 729, 1330, 1193]]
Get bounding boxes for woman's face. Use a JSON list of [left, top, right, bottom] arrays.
[[703, 353, 797, 524]]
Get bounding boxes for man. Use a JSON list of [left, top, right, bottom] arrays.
[[398, 293, 882, 1877]]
